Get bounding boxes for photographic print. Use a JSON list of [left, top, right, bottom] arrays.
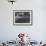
[[13, 10, 32, 25]]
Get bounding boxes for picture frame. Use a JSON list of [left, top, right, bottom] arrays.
[[13, 10, 33, 25]]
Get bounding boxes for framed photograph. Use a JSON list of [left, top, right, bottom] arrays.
[[13, 10, 33, 25]]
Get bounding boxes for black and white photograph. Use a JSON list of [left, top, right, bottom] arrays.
[[13, 10, 32, 25]]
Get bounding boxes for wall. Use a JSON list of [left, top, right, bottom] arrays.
[[0, 0, 46, 42]]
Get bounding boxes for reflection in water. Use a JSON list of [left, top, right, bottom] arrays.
[[15, 12, 30, 23]]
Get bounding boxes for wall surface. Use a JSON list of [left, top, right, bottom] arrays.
[[0, 0, 46, 42]]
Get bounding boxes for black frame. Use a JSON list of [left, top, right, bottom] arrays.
[[13, 10, 33, 26]]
